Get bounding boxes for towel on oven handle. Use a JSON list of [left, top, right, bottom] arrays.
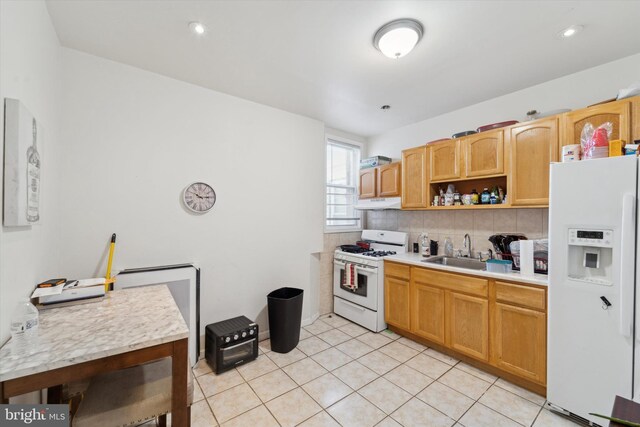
[[342, 263, 358, 291]]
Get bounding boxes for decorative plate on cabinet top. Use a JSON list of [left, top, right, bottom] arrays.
[[451, 130, 477, 138], [476, 120, 519, 133], [537, 108, 571, 118]]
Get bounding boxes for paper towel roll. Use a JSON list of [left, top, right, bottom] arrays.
[[520, 240, 534, 277]]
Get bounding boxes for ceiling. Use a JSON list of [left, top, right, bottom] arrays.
[[46, 1, 640, 137]]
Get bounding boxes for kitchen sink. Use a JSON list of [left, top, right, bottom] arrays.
[[422, 256, 486, 271]]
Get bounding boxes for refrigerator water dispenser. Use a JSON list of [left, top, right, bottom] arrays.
[[567, 228, 613, 286]]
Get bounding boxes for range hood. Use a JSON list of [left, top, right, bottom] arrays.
[[354, 197, 401, 210]]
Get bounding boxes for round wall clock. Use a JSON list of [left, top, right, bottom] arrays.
[[183, 182, 216, 213]]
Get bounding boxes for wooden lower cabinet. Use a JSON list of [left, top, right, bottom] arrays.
[[385, 276, 410, 330], [411, 282, 445, 344], [448, 292, 489, 361], [385, 263, 547, 392], [492, 302, 546, 384]]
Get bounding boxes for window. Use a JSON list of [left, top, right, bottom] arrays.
[[326, 137, 362, 231]]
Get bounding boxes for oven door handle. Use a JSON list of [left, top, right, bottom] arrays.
[[222, 338, 256, 351], [334, 260, 377, 271], [354, 265, 377, 276]]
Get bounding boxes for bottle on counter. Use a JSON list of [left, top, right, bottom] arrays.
[[444, 237, 454, 257], [10, 298, 39, 356], [471, 189, 479, 205], [481, 188, 491, 204], [420, 233, 430, 257]]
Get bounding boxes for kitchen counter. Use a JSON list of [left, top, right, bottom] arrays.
[[385, 252, 548, 286]]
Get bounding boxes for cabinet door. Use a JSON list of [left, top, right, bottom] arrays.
[[463, 130, 504, 178], [448, 292, 489, 361], [401, 146, 428, 208], [385, 276, 410, 330], [508, 118, 558, 206], [359, 168, 377, 199], [429, 140, 461, 182], [493, 303, 546, 385], [378, 163, 401, 197], [410, 282, 445, 344], [561, 100, 630, 151]]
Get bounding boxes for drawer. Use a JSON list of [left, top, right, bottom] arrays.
[[495, 281, 546, 311], [412, 267, 488, 297], [385, 262, 411, 280]]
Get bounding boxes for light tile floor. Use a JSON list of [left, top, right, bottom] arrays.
[[178, 314, 584, 426]]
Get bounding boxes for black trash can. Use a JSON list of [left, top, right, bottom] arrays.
[[267, 287, 304, 353]]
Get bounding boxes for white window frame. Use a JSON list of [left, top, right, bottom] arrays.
[[325, 134, 363, 233]]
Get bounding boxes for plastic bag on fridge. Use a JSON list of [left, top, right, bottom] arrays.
[[580, 122, 612, 160]]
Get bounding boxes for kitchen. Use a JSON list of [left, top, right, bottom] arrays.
[[1, 1, 640, 427]]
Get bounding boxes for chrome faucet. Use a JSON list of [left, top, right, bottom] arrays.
[[462, 234, 472, 258]]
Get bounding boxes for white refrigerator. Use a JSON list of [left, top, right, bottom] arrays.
[[548, 155, 638, 425]]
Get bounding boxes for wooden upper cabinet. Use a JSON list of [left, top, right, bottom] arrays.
[[631, 96, 640, 142], [561, 99, 631, 150], [359, 168, 377, 199], [463, 130, 504, 178], [429, 140, 461, 182], [378, 163, 401, 197], [401, 146, 429, 208], [508, 117, 559, 206], [448, 292, 489, 361]]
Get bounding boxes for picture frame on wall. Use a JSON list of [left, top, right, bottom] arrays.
[[3, 98, 42, 226]]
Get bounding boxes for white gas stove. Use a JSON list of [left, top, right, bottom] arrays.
[[333, 230, 408, 332]]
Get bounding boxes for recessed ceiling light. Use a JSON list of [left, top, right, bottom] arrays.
[[189, 22, 206, 35], [373, 19, 424, 59], [559, 25, 583, 38]]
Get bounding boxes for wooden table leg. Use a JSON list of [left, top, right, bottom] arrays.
[[1, 382, 8, 404], [171, 338, 189, 427]]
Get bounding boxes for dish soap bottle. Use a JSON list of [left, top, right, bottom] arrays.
[[444, 237, 454, 257]]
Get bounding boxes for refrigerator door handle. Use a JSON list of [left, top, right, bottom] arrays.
[[620, 193, 635, 338]]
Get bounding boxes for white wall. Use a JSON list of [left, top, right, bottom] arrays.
[[368, 53, 640, 158], [57, 49, 325, 335], [0, 0, 62, 343]]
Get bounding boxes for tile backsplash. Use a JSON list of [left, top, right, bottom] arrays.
[[366, 208, 548, 257]]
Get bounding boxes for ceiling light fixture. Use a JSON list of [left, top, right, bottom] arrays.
[[189, 22, 206, 35], [373, 18, 424, 59], [559, 25, 583, 38]]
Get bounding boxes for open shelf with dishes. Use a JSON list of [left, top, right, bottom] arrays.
[[427, 176, 509, 209]]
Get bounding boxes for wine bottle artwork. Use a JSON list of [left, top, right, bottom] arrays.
[[3, 98, 43, 226], [26, 117, 41, 223]]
